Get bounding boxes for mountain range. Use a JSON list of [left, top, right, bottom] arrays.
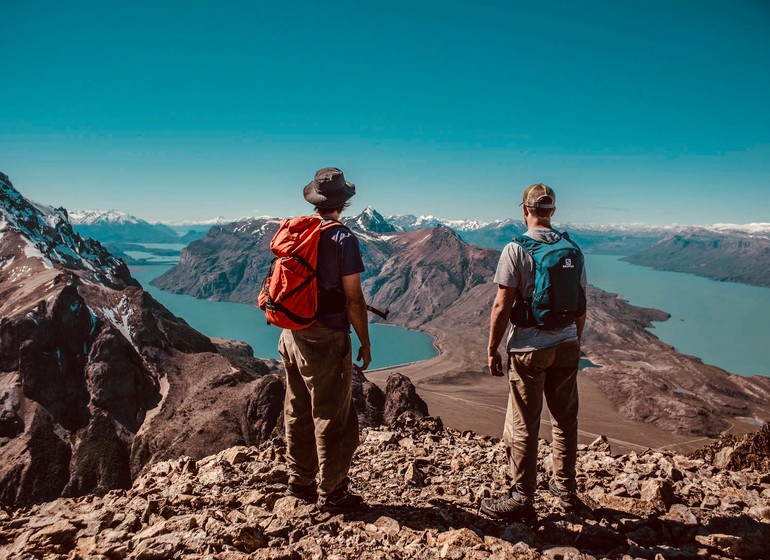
[[70, 206, 770, 287], [0, 173, 426, 508]]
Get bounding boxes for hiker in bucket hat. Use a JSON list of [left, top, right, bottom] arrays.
[[481, 183, 588, 522], [278, 167, 371, 513], [303, 167, 357, 208]]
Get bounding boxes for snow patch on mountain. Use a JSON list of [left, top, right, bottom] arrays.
[[101, 295, 137, 350], [385, 214, 506, 232], [710, 223, 770, 236], [22, 240, 54, 269], [347, 207, 396, 233]]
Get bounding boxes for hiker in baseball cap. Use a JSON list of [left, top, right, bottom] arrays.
[[303, 167, 357, 209], [520, 183, 555, 209]]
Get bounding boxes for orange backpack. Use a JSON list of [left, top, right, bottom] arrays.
[[258, 216, 347, 329]]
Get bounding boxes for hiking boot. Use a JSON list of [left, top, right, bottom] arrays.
[[548, 479, 584, 511], [318, 487, 365, 513], [286, 481, 318, 503], [479, 491, 536, 522]]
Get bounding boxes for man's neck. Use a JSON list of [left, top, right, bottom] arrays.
[[525, 217, 551, 230], [317, 211, 342, 222]]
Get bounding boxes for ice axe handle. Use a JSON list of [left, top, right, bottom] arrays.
[[366, 305, 389, 321]]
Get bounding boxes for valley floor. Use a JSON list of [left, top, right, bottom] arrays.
[[367, 329, 759, 456]]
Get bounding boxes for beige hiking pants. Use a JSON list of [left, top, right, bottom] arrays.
[[278, 323, 359, 497], [503, 339, 580, 499]]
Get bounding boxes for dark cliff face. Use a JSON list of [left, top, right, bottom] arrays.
[[623, 228, 770, 287], [0, 175, 285, 508], [151, 219, 280, 302]]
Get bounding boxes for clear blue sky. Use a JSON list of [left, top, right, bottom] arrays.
[[2, 0, 769, 224]]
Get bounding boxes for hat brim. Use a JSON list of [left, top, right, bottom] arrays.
[[519, 201, 555, 209], [303, 181, 356, 208]]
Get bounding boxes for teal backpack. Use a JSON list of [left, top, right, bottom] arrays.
[[510, 230, 586, 330]]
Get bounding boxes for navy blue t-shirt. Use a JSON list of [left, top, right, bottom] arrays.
[[316, 221, 365, 331]]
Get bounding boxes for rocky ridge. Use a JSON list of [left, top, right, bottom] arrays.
[[2, 418, 769, 559]]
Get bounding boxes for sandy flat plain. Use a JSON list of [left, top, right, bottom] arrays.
[[366, 327, 755, 455]]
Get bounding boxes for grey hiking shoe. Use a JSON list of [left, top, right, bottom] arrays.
[[548, 479, 584, 511], [318, 487, 365, 513], [480, 491, 536, 522], [286, 481, 318, 503]]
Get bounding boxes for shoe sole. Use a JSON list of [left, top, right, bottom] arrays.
[[318, 503, 366, 514], [479, 503, 536, 523], [287, 493, 318, 503]]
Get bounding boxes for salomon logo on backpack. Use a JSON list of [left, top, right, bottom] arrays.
[[258, 216, 347, 329], [510, 231, 586, 330]]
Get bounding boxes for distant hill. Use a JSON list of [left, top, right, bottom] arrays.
[[152, 214, 497, 330], [624, 228, 770, 288]]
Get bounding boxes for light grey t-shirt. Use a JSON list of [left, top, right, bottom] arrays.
[[494, 227, 587, 353]]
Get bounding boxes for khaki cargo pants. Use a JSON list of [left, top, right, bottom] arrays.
[[503, 339, 580, 499], [278, 323, 359, 497]]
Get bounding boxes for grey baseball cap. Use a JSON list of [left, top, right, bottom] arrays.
[[520, 183, 555, 209]]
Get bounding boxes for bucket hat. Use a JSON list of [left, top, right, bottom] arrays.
[[303, 168, 356, 208]]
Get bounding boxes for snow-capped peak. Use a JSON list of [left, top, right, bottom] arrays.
[[347, 207, 397, 234], [69, 209, 144, 226], [709, 223, 770, 236], [0, 172, 132, 288]]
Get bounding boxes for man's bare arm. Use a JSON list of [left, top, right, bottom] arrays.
[[342, 273, 372, 371], [488, 285, 516, 377], [576, 313, 586, 341]]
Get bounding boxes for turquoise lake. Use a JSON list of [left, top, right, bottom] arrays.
[[129, 264, 437, 369], [128, 247, 770, 378], [585, 255, 770, 378]]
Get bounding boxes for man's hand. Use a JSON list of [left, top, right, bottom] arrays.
[[488, 350, 505, 377], [356, 345, 372, 371], [343, 273, 372, 374], [488, 285, 515, 378]]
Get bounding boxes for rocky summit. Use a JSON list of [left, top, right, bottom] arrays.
[[2, 417, 769, 560]]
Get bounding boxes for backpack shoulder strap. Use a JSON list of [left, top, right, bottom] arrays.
[[558, 230, 582, 252], [512, 228, 564, 250], [511, 235, 538, 251], [319, 220, 350, 232]]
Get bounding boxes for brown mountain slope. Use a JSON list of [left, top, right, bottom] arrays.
[[363, 225, 498, 328]]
